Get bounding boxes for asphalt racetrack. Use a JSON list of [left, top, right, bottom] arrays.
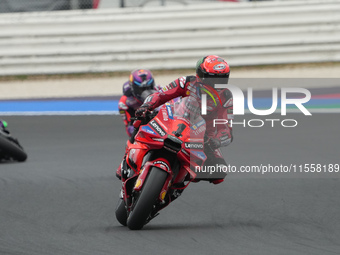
[[1, 114, 339, 255]]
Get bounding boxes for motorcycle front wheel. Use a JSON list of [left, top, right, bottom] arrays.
[[127, 167, 168, 230], [115, 198, 128, 226]]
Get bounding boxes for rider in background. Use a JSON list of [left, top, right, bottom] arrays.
[[0, 119, 9, 134], [118, 69, 160, 137], [135, 55, 233, 184], [116, 69, 160, 179]]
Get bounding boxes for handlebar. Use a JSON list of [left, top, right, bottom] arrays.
[[129, 110, 156, 143], [130, 110, 156, 126]]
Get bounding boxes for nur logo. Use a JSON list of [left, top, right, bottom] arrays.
[[200, 84, 311, 116]]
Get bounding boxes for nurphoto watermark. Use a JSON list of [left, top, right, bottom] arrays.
[[201, 84, 312, 128]]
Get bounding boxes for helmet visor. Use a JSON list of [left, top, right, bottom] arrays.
[[131, 79, 155, 99]]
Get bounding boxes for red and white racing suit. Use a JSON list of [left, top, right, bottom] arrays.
[[142, 75, 233, 181]]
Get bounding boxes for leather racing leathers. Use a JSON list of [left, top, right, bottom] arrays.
[[140, 75, 233, 182], [118, 81, 161, 137]]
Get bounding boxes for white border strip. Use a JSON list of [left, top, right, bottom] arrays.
[[0, 111, 120, 116], [245, 108, 340, 114], [1, 108, 340, 116]]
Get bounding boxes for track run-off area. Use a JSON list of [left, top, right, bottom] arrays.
[[0, 113, 339, 255], [1, 68, 340, 254]]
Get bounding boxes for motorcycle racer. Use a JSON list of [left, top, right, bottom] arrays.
[[118, 69, 160, 137], [134, 55, 233, 184], [0, 119, 27, 162], [0, 119, 9, 134]]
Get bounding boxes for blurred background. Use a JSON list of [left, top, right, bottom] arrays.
[[0, 0, 339, 109], [0, 1, 340, 254], [1, 0, 340, 77], [0, 0, 281, 11]]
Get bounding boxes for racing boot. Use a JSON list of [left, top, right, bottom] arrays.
[[116, 165, 122, 180], [116, 158, 125, 180], [116, 146, 129, 180], [191, 178, 225, 184], [209, 179, 224, 185]]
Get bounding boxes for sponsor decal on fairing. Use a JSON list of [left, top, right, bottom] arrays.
[[141, 126, 156, 135], [153, 161, 170, 171], [184, 142, 204, 149], [149, 120, 166, 137], [165, 103, 174, 120]]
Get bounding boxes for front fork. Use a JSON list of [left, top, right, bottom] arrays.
[[120, 158, 173, 211], [133, 159, 173, 202]]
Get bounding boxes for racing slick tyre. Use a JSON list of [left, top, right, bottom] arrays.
[[0, 135, 27, 162], [127, 167, 168, 230], [115, 198, 128, 226]]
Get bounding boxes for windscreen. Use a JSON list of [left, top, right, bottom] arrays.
[[173, 96, 204, 125]]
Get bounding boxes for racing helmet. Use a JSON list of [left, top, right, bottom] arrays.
[[129, 69, 155, 101], [196, 55, 230, 89], [0, 119, 7, 129]]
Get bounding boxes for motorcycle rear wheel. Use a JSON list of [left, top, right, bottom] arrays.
[[0, 135, 27, 162], [127, 167, 168, 230]]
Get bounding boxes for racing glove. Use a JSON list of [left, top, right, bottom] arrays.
[[207, 138, 221, 150], [135, 102, 152, 117]]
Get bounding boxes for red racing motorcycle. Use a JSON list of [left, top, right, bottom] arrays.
[[115, 97, 208, 230]]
